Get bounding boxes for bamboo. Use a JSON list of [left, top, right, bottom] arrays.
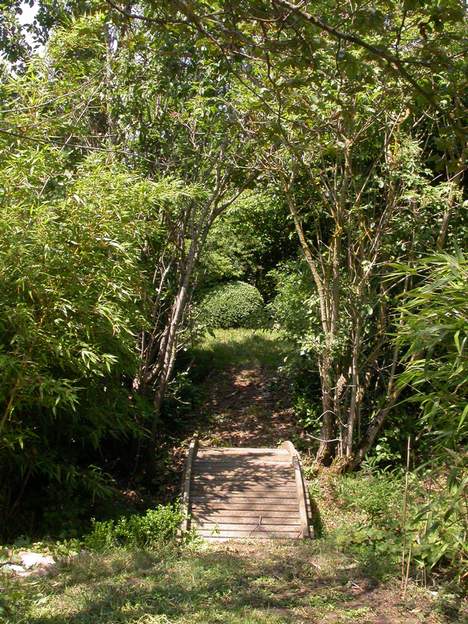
[[401, 436, 411, 590]]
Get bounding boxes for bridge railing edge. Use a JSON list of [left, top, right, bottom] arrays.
[[281, 440, 311, 539], [181, 435, 199, 532]]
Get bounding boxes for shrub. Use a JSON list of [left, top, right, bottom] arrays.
[[197, 281, 265, 329], [84, 504, 185, 551], [267, 261, 315, 337], [336, 472, 404, 527]]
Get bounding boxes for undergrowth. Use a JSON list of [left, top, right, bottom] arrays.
[[311, 469, 467, 595], [83, 504, 185, 551]]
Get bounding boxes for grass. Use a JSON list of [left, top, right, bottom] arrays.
[[4, 470, 465, 624], [188, 328, 291, 376], [1, 538, 445, 624]]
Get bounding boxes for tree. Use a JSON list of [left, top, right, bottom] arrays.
[[105, 0, 465, 465]]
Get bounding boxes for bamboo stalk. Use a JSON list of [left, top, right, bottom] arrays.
[[401, 435, 411, 591]]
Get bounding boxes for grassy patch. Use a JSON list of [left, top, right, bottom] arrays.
[[189, 328, 290, 376], [3, 535, 455, 624], [309, 471, 405, 581]]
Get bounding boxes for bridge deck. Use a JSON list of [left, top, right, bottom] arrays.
[[182, 440, 312, 540]]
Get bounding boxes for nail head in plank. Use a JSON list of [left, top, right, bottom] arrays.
[[193, 516, 302, 526], [194, 522, 301, 530], [197, 529, 302, 538]]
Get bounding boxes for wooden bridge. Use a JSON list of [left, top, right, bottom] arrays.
[[181, 440, 313, 540]]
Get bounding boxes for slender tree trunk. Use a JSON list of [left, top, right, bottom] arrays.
[[346, 313, 361, 457], [316, 355, 337, 465], [151, 238, 198, 435], [282, 176, 338, 464], [436, 181, 457, 250], [350, 342, 400, 469]]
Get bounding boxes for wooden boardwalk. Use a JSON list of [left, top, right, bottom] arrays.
[[181, 440, 312, 540]]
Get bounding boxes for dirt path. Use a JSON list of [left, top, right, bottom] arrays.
[[196, 364, 302, 448], [5, 329, 466, 624]]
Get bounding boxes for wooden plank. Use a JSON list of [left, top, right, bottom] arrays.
[[193, 467, 293, 476], [192, 509, 299, 517], [192, 498, 299, 507], [198, 447, 289, 455], [192, 486, 296, 494], [191, 502, 300, 512], [192, 485, 296, 494], [192, 472, 296, 488], [181, 436, 198, 533], [193, 471, 294, 479], [191, 495, 298, 503], [193, 480, 295, 488], [197, 452, 290, 462], [200, 537, 296, 541], [194, 456, 292, 463], [194, 458, 292, 464], [192, 509, 301, 519], [281, 441, 310, 539], [192, 491, 296, 501], [194, 472, 292, 479], [193, 460, 293, 469], [190, 472, 295, 487], [194, 522, 301, 531], [197, 529, 301, 539], [192, 510, 301, 526], [192, 482, 295, 491]]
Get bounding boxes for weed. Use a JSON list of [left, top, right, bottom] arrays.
[[3, 529, 454, 623], [83, 504, 185, 551]]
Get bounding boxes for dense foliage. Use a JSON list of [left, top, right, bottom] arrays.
[[197, 281, 265, 329], [84, 504, 185, 551], [0, 0, 465, 588], [0, 152, 157, 521], [397, 254, 467, 457]]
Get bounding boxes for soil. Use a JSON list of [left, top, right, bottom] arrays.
[[196, 364, 302, 447]]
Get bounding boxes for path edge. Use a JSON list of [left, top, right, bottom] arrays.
[[181, 436, 199, 532]]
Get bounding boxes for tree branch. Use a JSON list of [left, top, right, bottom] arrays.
[[272, 0, 439, 110]]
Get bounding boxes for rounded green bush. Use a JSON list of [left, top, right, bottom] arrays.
[[198, 281, 265, 329]]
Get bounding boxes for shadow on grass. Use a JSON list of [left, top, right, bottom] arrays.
[[13, 547, 303, 623], [187, 328, 292, 381], [10, 540, 459, 624]]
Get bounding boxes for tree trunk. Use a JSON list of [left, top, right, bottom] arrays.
[[349, 342, 401, 470], [315, 356, 336, 465], [346, 314, 361, 457], [282, 176, 340, 464]]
